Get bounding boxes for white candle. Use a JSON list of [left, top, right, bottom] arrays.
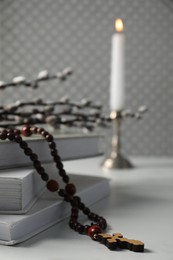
[[110, 19, 125, 111]]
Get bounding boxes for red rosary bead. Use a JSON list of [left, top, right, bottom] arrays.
[[65, 183, 76, 196], [87, 225, 102, 240], [0, 130, 7, 140], [46, 179, 59, 192], [21, 125, 32, 137]]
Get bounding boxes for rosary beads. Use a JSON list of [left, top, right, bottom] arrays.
[[0, 126, 107, 236], [0, 126, 144, 252]]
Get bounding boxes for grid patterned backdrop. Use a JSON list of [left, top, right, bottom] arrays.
[[0, 0, 173, 156]]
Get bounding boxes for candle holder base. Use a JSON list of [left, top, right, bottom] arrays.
[[102, 153, 133, 169]]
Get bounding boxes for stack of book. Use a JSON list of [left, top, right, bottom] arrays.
[[0, 133, 110, 245]]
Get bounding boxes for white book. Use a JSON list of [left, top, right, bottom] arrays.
[[0, 168, 45, 213], [0, 174, 110, 246], [0, 133, 103, 169]]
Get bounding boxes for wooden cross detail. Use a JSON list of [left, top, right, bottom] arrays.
[[96, 233, 144, 252]]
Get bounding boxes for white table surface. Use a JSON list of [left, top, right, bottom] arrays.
[[1, 156, 173, 260]]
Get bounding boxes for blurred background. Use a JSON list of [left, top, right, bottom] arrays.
[[0, 0, 172, 156]]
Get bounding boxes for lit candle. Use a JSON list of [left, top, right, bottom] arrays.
[[110, 18, 125, 111]]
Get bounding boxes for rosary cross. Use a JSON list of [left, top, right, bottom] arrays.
[[96, 233, 144, 252]]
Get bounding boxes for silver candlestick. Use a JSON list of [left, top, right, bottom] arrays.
[[103, 106, 147, 169]]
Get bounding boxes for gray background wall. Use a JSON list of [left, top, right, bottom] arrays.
[[0, 0, 173, 156]]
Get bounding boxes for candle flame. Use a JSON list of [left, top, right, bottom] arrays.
[[115, 19, 124, 32]]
